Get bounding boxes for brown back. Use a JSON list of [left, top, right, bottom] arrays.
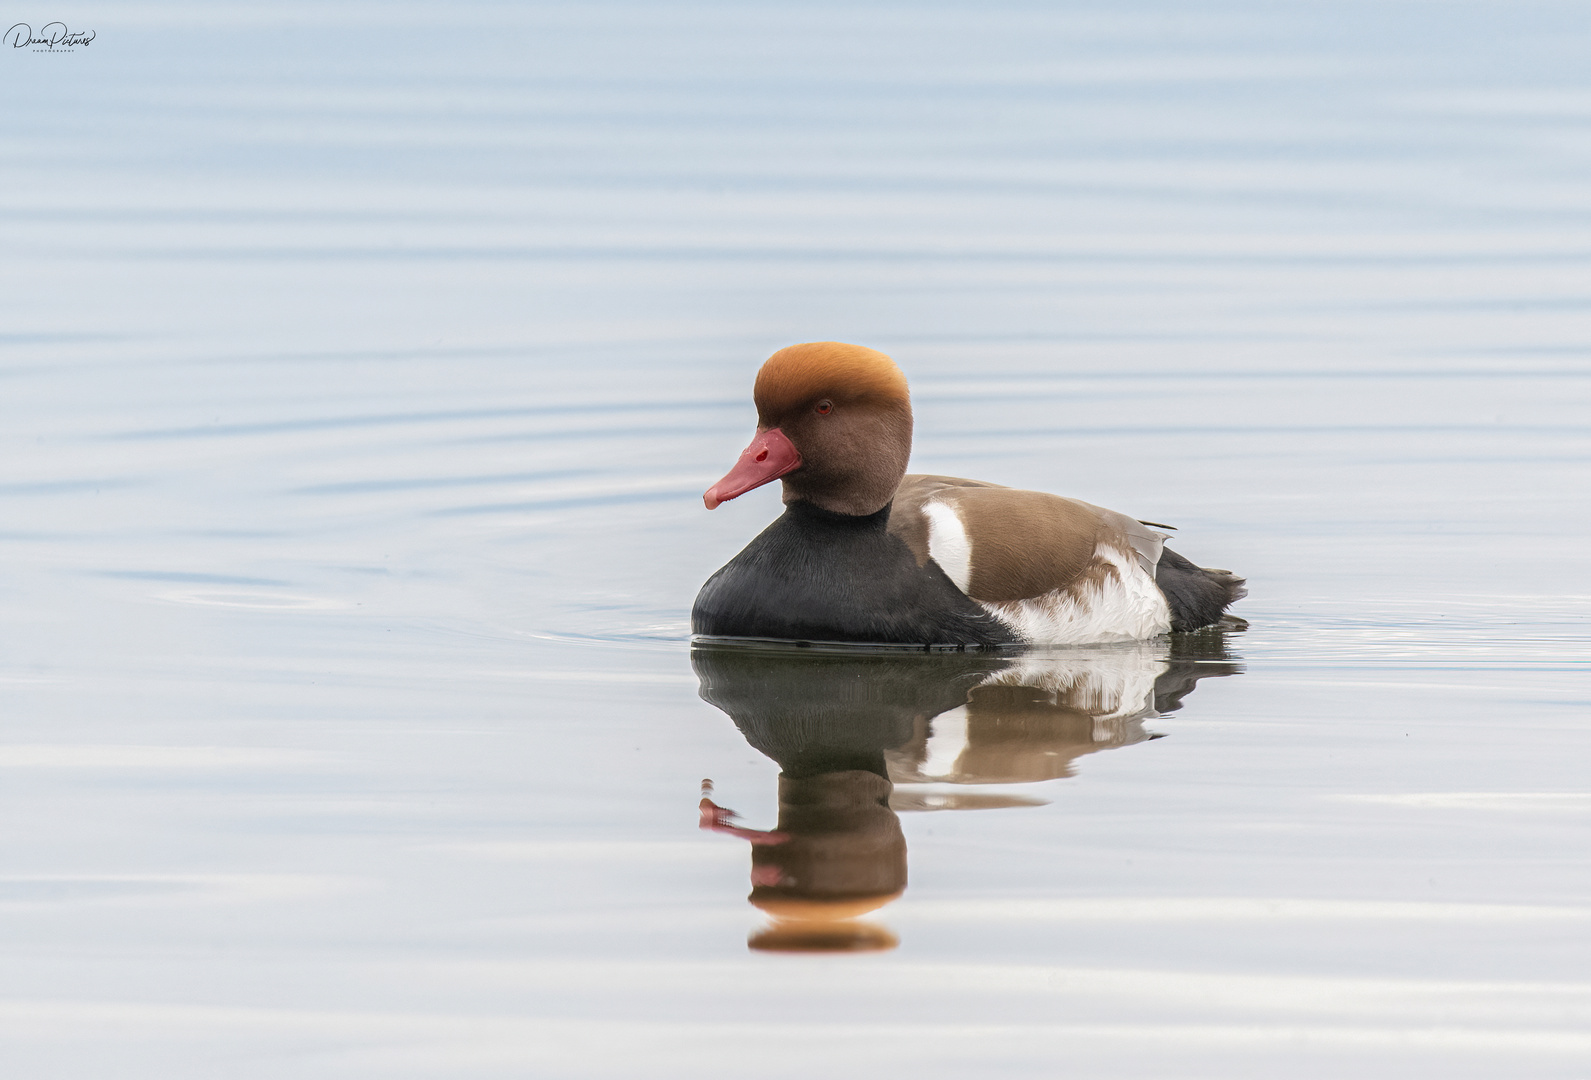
[[890, 474, 1154, 603]]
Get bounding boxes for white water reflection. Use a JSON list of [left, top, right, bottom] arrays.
[[3, 0, 1591, 1077]]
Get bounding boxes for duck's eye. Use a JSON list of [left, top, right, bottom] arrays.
[[815, 400, 833, 415]]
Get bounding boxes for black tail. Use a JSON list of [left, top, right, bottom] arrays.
[[1155, 546, 1247, 633]]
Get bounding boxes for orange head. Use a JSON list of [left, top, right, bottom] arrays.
[[704, 342, 914, 516]]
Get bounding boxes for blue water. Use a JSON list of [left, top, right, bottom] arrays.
[[2, 2, 1590, 1076]]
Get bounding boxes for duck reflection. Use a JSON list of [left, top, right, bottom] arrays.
[[695, 628, 1243, 952]]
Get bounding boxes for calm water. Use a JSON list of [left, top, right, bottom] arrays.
[[3, 2, 1590, 1076]]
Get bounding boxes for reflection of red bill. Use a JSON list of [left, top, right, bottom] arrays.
[[698, 797, 789, 845], [703, 428, 801, 509]]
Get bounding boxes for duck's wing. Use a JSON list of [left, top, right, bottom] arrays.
[[888, 474, 1167, 602]]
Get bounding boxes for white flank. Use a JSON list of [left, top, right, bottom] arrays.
[[921, 500, 973, 592], [984, 545, 1172, 645]]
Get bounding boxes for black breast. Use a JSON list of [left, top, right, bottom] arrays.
[[691, 501, 1017, 647]]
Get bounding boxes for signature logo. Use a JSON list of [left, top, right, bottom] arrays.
[[5, 22, 96, 49]]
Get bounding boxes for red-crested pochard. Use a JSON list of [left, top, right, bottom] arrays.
[[693, 342, 1245, 646]]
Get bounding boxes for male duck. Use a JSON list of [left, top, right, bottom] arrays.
[[692, 342, 1245, 647]]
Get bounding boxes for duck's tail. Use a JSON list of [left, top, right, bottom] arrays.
[[1155, 546, 1247, 633]]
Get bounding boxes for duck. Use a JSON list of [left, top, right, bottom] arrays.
[[692, 342, 1245, 647]]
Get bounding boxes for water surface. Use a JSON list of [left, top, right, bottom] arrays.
[[2, 2, 1590, 1077]]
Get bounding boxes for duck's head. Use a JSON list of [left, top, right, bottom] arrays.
[[703, 342, 913, 516]]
